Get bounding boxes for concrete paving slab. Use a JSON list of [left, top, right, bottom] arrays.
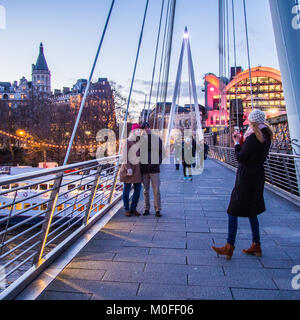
[[36, 160, 300, 300]]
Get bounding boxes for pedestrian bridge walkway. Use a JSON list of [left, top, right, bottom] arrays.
[[31, 160, 300, 300]]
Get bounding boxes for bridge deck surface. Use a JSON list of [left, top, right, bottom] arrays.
[[37, 160, 300, 300]]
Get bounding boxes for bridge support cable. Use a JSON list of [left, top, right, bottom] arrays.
[[118, 0, 150, 147], [146, 0, 166, 122], [63, 0, 115, 165], [218, 0, 226, 128], [160, 0, 177, 131], [153, 0, 172, 129], [231, 0, 240, 128], [243, 0, 254, 110]]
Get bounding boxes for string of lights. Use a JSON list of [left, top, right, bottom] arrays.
[[0, 129, 102, 150]]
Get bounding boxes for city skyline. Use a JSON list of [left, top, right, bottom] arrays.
[[0, 0, 279, 112]]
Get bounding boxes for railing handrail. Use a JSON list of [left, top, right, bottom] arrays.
[[0, 154, 123, 299], [208, 145, 300, 202], [209, 145, 300, 159], [0, 155, 118, 186]]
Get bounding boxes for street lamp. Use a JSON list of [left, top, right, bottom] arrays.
[[16, 129, 26, 137]]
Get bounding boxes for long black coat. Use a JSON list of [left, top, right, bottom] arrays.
[[227, 128, 271, 218]]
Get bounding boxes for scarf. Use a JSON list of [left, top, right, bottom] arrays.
[[244, 123, 267, 141]]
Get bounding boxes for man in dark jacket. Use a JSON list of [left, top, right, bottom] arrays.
[[140, 122, 165, 217]]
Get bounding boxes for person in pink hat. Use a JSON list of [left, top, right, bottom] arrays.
[[120, 123, 143, 217]]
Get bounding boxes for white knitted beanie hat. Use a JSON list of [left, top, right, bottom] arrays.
[[248, 109, 266, 124]]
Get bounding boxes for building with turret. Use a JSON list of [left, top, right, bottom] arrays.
[[32, 43, 51, 96]]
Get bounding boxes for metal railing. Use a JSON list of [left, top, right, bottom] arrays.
[[209, 146, 300, 201], [0, 155, 122, 299]]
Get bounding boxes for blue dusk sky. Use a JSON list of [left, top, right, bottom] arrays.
[[0, 0, 279, 116]]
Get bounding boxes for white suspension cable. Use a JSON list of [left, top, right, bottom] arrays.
[[243, 0, 254, 110], [153, 0, 171, 129], [146, 0, 165, 122], [232, 0, 240, 128], [63, 0, 115, 165], [118, 0, 150, 152], [160, 0, 177, 131]]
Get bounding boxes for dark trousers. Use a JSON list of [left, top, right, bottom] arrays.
[[183, 163, 192, 177], [123, 183, 141, 211], [227, 214, 260, 246], [175, 164, 180, 170]]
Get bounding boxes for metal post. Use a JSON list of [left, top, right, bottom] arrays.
[[269, 0, 300, 193], [282, 157, 293, 193], [33, 173, 63, 265], [83, 165, 102, 226], [266, 158, 275, 186]]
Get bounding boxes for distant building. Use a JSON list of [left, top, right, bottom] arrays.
[[0, 78, 32, 108], [0, 42, 51, 105], [52, 78, 114, 109], [32, 43, 51, 96], [148, 102, 206, 131], [204, 66, 286, 130], [0, 82, 15, 100]]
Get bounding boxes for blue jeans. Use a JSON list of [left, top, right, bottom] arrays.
[[123, 183, 141, 211], [227, 214, 260, 246]]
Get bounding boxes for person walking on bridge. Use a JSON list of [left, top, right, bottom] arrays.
[[212, 109, 273, 259], [140, 122, 165, 217], [120, 124, 143, 217]]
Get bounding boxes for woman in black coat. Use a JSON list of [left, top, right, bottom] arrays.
[[212, 109, 273, 259]]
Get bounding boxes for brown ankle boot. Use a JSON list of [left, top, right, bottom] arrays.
[[125, 210, 132, 217], [131, 210, 141, 217], [212, 243, 235, 260], [242, 243, 262, 257]]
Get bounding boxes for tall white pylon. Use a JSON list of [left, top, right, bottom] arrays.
[[165, 27, 205, 175]]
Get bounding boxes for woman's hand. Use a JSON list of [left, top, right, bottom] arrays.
[[232, 133, 242, 144]]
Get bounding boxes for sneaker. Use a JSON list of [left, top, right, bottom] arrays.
[[189, 177, 193, 181], [184, 177, 188, 181], [155, 211, 162, 217], [131, 210, 141, 217], [143, 210, 150, 216]]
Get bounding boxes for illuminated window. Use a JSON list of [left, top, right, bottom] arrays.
[[40, 184, 48, 190], [2, 185, 10, 190], [30, 185, 38, 190], [68, 184, 76, 191], [57, 204, 64, 211], [41, 204, 48, 211], [78, 204, 85, 212], [24, 203, 30, 209], [15, 203, 22, 210], [32, 203, 39, 211]]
